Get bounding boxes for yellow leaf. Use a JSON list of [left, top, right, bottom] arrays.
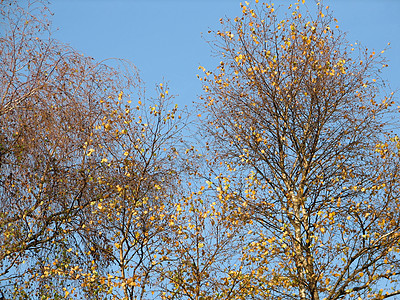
[[87, 148, 95, 156], [198, 243, 204, 248]]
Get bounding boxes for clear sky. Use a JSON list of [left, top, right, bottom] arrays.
[[49, 0, 400, 109]]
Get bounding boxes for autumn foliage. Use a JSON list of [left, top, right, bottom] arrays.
[[1, 1, 400, 300]]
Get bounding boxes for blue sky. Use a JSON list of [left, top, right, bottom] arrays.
[[49, 1, 400, 109]]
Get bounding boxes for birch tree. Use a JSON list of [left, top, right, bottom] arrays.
[[200, 1, 400, 299]]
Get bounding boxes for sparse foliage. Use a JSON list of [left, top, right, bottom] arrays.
[[0, 2, 186, 299], [1, 1, 400, 300], [199, 1, 400, 299]]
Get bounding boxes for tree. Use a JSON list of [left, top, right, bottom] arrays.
[[74, 84, 187, 300], [200, 1, 400, 299], [0, 1, 112, 296], [0, 2, 187, 299], [4, 0, 400, 299], [153, 154, 250, 300]]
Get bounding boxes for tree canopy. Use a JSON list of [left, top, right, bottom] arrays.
[[1, 1, 400, 300]]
